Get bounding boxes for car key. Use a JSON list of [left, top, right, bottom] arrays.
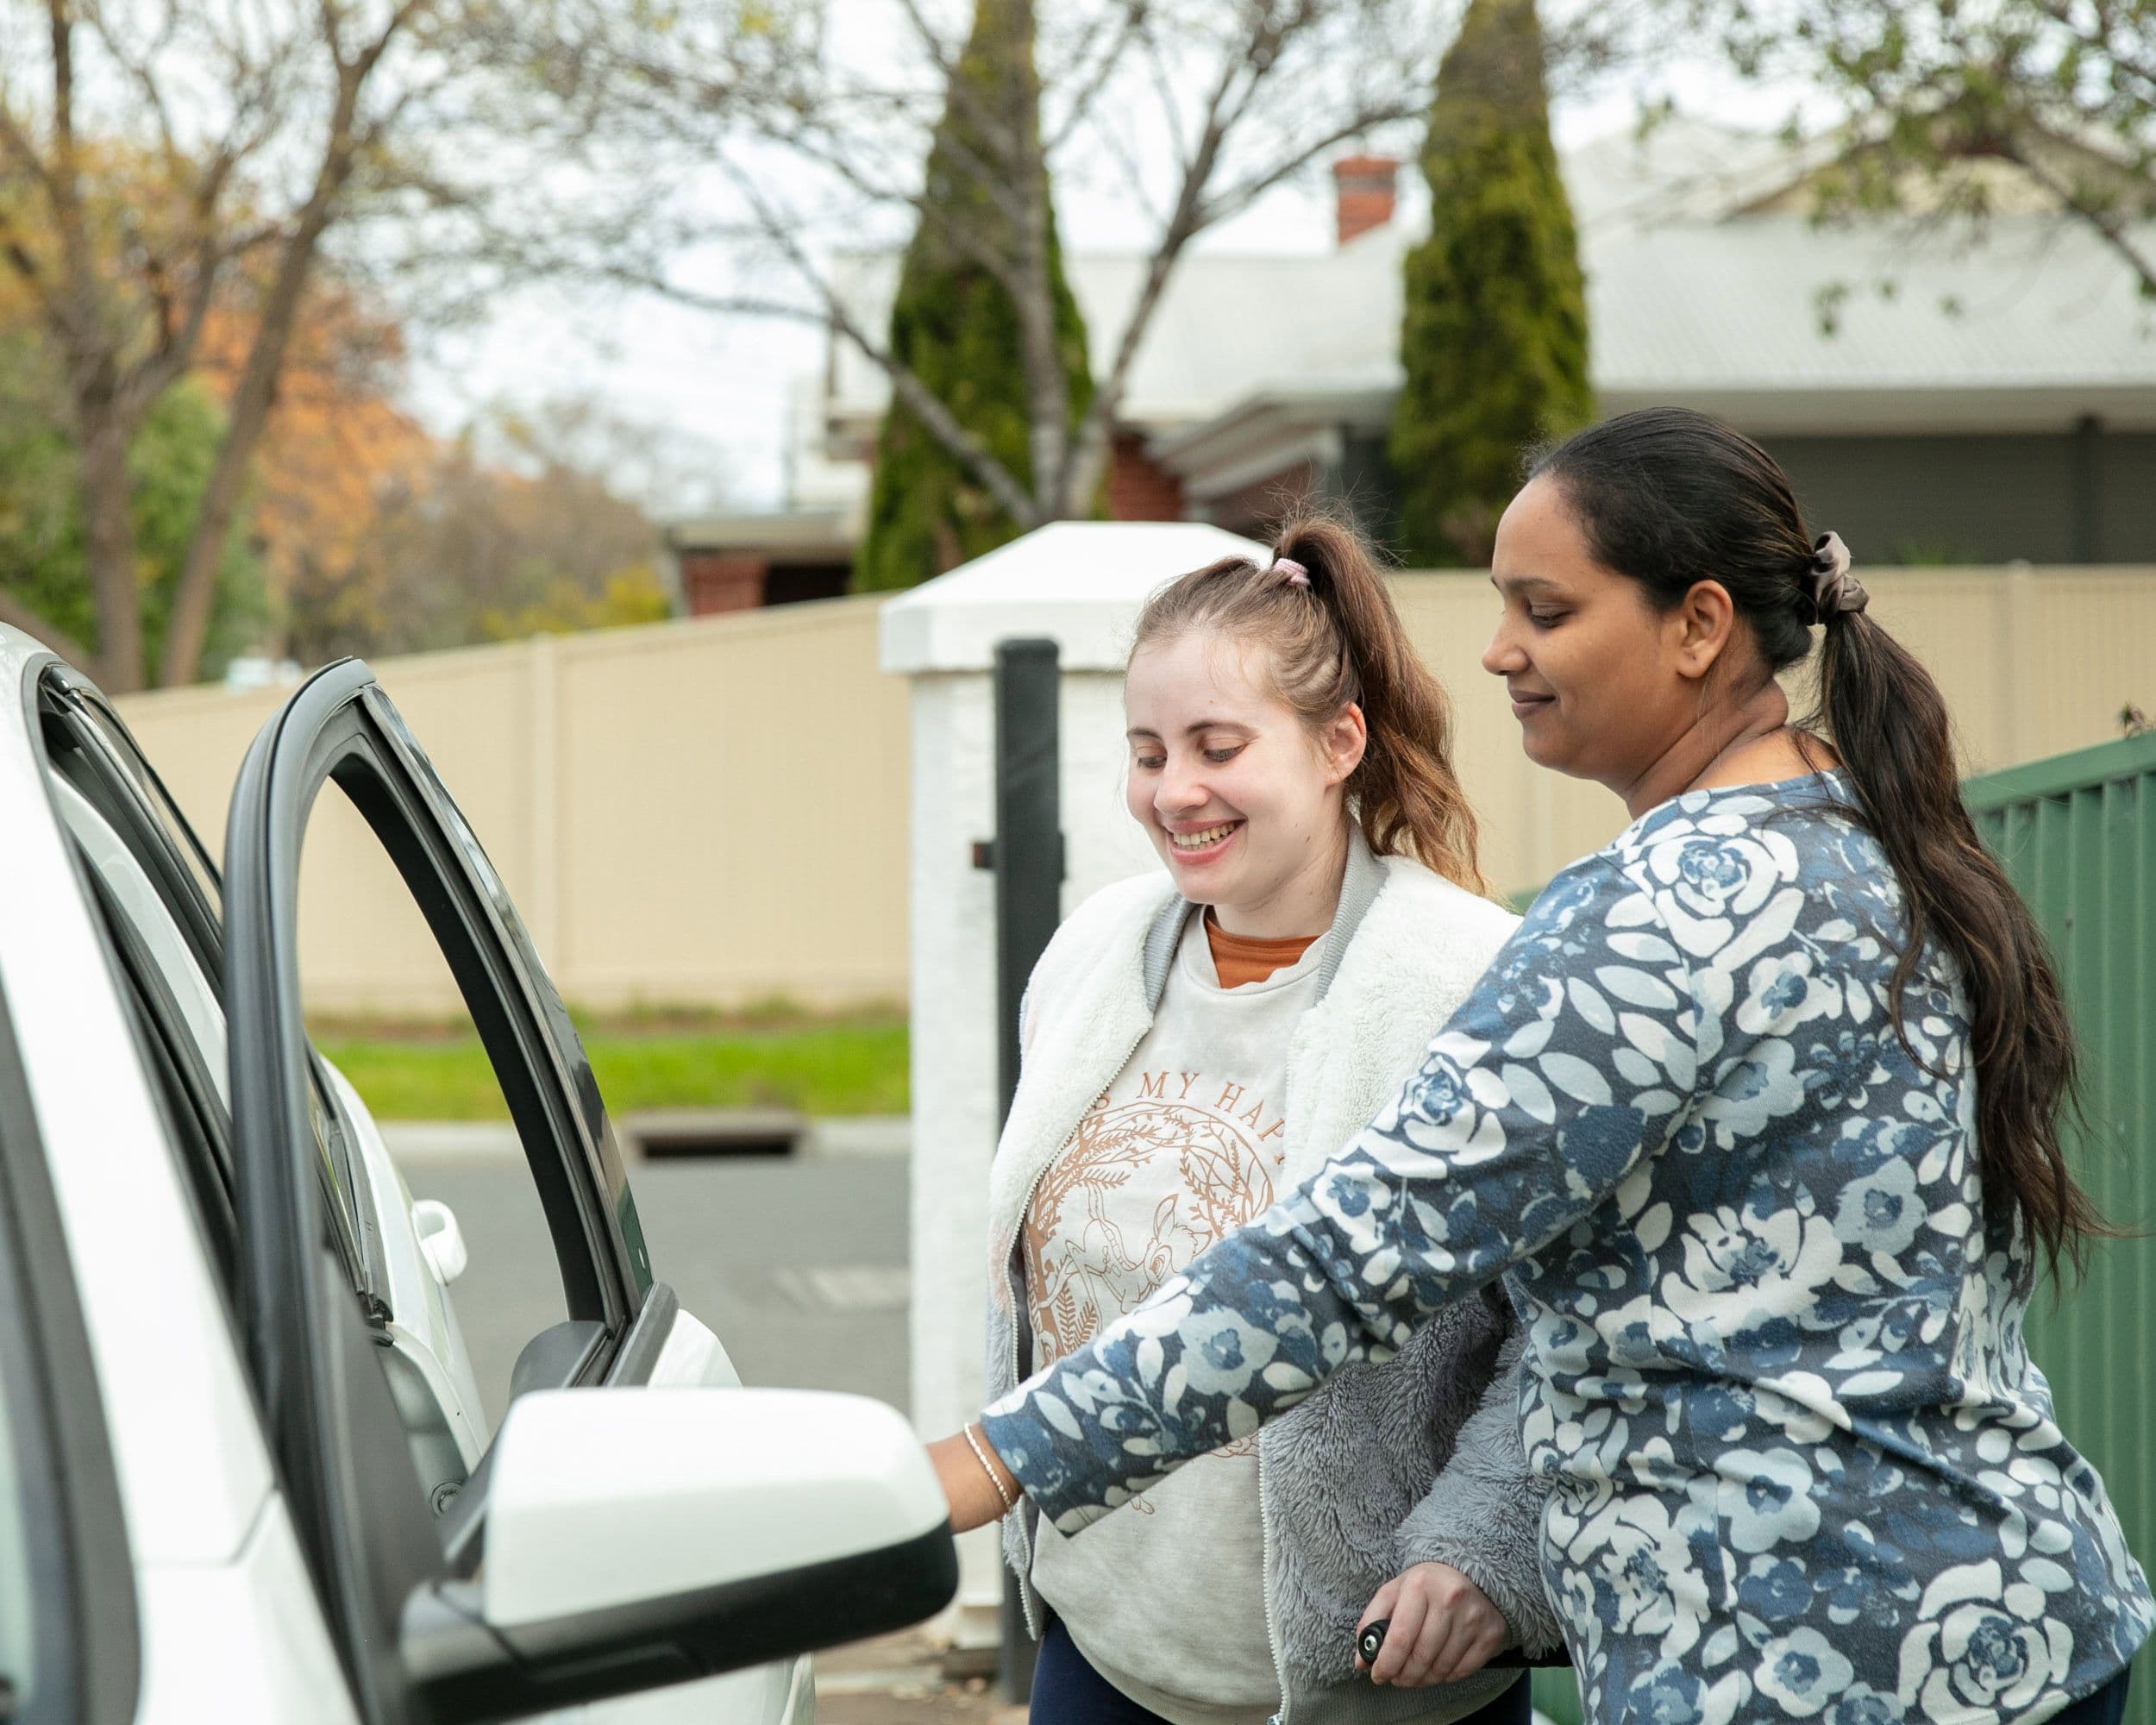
[[1356, 1616, 1536, 1674]]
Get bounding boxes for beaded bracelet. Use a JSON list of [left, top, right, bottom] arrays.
[[963, 1423, 1017, 1517]]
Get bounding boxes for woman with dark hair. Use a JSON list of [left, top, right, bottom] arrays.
[[930, 408, 2153, 1725]]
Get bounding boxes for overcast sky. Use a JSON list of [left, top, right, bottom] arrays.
[[404, 46, 1807, 518]]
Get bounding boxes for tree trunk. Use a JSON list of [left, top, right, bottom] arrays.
[[158, 198, 339, 687], [157, 380, 267, 687], [1059, 417, 1112, 518], [77, 406, 143, 690]]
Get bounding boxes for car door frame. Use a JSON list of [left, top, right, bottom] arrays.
[[223, 659, 674, 1721], [0, 941, 140, 1725], [32, 664, 397, 1310]]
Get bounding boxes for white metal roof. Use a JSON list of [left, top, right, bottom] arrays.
[[1589, 216, 2156, 401]]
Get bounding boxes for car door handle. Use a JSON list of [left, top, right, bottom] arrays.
[[414, 1198, 468, 1285]]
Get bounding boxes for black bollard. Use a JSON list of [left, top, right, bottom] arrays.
[[982, 637, 1062, 1703]]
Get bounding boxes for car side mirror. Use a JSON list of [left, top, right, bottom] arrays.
[[400, 1387, 958, 1725]]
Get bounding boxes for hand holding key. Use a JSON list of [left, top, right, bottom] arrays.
[[1353, 1562, 1510, 1687]]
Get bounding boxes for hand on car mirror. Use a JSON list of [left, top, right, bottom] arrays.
[[927, 1427, 1017, 1533]]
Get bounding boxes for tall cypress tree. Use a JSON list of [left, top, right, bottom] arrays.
[[1388, 0, 1591, 567], [855, 0, 1093, 593]]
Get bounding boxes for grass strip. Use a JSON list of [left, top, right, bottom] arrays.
[[316, 1019, 908, 1121]]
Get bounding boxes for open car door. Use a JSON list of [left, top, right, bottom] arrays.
[[222, 662, 951, 1725]]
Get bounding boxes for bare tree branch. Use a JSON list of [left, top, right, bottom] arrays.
[[764, 119, 1031, 296], [892, 0, 1022, 166], [0, 208, 53, 317], [469, 0, 1446, 537], [160, 0, 442, 685], [1042, 0, 1150, 154], [716, 154, 1043, 526], [2025, 0, 2156, 104], [77, 2, 183, 170], [0, 0, 621, 686], [0, 96, 57, 196], [2009, 135, 2156, 294], [1200, 104, 1426, 225]]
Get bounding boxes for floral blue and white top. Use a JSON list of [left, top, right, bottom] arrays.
[[981, 774, 2153, 1725]]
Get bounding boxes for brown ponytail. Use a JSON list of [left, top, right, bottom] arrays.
[[1130, 511, 1488, 895], [1533, 406, 2108, 1287]]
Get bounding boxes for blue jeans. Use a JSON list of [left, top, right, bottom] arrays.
[[1028, 1617, 1531, 1725]]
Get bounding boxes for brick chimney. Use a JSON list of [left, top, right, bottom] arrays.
[[1332, 154, 1400, 245]]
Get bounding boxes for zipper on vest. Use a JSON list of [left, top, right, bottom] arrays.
[[1257, 1035, 1305, 1725], [1005, 1121, 1078, 1647], [1004, 1018, 1153, 1640], [1258, 1475, 1293, 1725], [1004, 1182, 1048, 1642]]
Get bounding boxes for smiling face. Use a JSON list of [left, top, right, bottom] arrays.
[[1124, 627, 1364, 938], [1482, 474, 1733, 797]]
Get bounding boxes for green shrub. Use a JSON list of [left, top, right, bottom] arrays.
[[1389, 0, 1593, 567], [854, 0, 1093, 592]]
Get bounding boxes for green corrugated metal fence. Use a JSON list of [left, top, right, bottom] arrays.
[[1967, 729, 2156, 1725], [1522, 733, 2156, 1725]]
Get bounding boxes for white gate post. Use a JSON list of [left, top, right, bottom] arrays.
[[879, 521, 1268, 1647]]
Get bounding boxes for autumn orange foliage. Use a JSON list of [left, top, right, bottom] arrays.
[[195, 285, 435, 633]]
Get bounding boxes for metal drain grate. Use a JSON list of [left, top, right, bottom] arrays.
[[620, 1107, 804, 1158]]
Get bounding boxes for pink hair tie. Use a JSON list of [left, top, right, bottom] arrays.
[[1271, 557, 1311, 589]]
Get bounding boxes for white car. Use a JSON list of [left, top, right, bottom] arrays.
[[0, 632, 956, 1724]]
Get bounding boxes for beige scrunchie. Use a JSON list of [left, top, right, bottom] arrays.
[[1799, 532, 1868, 625]]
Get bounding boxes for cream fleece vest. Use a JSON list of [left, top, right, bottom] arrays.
[[983, 837, 1565, 1725]]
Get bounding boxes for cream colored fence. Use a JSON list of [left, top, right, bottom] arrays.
[[117, 596, 912, 1016], [1393, 564, 2156, 897], [116, 568, 2156, 1018]]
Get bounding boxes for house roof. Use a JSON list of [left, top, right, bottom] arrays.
[[818, 117, 2156, 492], [1588, 215, 2156, 422]]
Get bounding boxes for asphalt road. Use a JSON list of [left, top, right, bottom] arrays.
[[400, 1144, 911, 1437]]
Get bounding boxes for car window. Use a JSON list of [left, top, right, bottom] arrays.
[[33, 687, 370, 1294], [50, 776, 229, 1107], [301, 778, 585, 1442], [220, 662, 680, 1690], [50, 680, 221, 924]]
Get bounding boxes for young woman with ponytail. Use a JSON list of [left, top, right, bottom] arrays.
[[977, 515, 1564, 1725], [937, 411, 2153, 1725]]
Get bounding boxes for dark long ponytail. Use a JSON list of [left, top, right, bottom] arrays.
[[1533, 406, 2106, 1287]]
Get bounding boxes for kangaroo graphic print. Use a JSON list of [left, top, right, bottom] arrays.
[[985, 775, 2153, 1725]]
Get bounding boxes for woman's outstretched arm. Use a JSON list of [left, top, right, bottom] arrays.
[[975, 854, 1710, 1533], [930, 1426, 1020, 1532]]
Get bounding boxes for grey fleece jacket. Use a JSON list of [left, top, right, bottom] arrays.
[[984, 837, 1565, 1725]]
